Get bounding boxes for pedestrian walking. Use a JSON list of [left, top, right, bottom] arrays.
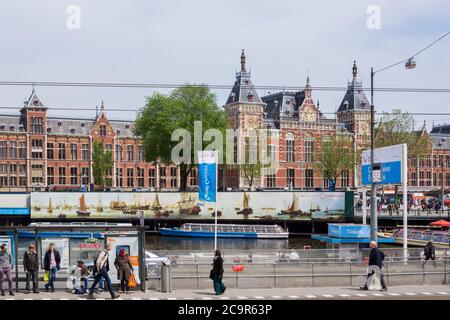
[[423, 241, 437, 267], [23, 244, 39, 294], [210, 249, 226, 295], [114, 248, 133, 294], [360, 241, 387, 291], [88, 243, 120, 299], [0, 243, 14, 296], [43, 243, 61, 292]]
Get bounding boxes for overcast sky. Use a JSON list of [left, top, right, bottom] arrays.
[[0, 0, 449, 129]]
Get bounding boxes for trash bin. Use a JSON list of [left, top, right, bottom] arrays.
[[160, 260, 171, 292]]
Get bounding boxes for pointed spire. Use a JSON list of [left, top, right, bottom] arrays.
[[240, 49, 247, 72], [100, 100, 105, 112], [305, 75, 312, 97], [352, 60, 358, 81]]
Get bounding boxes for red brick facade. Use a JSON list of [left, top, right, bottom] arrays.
[[0, 94, 197, 192]]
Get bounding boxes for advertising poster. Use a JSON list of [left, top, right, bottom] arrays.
[[41, 238, 70, 269], [0, 236, 14, 267], [106, 236, 140, 285], [30, 191, 346, 221]]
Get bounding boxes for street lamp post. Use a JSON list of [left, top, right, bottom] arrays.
[[442, 161, 446, 216], [370, 68, 377, 242]]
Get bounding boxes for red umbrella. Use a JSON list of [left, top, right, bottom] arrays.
[[429, 220, 450, 227]]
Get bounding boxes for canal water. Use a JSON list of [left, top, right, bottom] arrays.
[[145, 235, 324, 251]]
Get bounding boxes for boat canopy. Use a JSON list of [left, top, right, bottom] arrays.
[[180, 223, 286, 234]]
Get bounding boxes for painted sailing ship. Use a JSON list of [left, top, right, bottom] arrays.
[[76, 194, 91, 216], [211, 210, 222, 218], [236, 192, 253, 218], [257, 215, 274, 220], [151, 193, 171, 217], [122, 195, 139, 214], [110, 200, 127, 210], [178, 193, 201, 215], [47, 198, 53, 214], [96, 195, 103, 212], [278, 193, 309, 217], [279, 193, 301, 216], [137, 194, 150, 210]]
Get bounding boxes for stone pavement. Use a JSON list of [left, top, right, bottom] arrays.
[[1, 285, 450, 300]]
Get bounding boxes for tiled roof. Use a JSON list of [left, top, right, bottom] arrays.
[[430, 135, 450, 150], [430, 125, 450, 135], [337, 80, 370, 112], [0, 115, 24, 133]]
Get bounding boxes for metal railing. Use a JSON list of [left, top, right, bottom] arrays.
[[146, 259, 450, 290]]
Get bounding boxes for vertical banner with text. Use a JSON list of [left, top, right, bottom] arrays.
[[198, 151, 217, 202]]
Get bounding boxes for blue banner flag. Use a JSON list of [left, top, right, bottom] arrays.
[[198, 151, 217, 202]]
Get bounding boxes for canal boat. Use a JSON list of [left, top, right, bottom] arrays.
[[378, 222, 450, 248], [159, 223, 289, 239]]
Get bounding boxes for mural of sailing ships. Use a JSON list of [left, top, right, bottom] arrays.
[[77, 194, 90, 216], [236, 192, 253, 218], [309, 203, 321, 214], [152, 193, 171, 217], [278, 193, 309, 217], [178, 193, 201, 215]]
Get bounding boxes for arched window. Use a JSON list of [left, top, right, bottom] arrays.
[[285, 132, 295, 163]]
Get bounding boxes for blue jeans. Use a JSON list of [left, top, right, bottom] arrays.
[[46, 267, 57, 290], [90, 268, 114, 297], [72, 277, 89, 291]]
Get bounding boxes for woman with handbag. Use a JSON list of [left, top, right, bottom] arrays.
[[114, 249, 133, 293], [210, 249, 226, 295]]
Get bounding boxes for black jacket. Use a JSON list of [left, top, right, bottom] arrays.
[[424, 244, 435, 258], [23, 251, 39, 271], [43, 250, 61, 271], [369, 247, 385, 269], [211, 256, 224, 278]]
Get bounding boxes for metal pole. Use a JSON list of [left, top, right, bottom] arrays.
[[403, 144, 408, 261], [362, 186, 367, 224], [140, 226, 146, 292], [370, 68, 378, 242], [214, 151, 218, 251], [442, 161, 445, 216], [14, 228, 19, 292]]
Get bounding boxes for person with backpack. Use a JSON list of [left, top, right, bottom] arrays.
[[88, 243, 120, 299], [423, 241, 437, 267], [0, 243, 14, 296], [114, 248, 133, 294], [43, 243, 61, 292], [360, 241, 387, 291], [210, 249, 226, 295], [23, 243, 39, 294]]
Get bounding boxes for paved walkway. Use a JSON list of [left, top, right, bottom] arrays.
[[2, 285, 450, 300]]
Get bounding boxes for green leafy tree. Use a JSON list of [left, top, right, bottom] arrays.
[[134, 84, 229, 191], [92, 141, 113, 190], [314, 135, 355, 185], [375, 109, 432, 157]]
